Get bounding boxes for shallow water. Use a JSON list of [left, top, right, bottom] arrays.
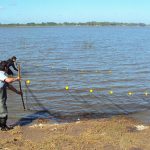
[[1, 26, 150, 124]]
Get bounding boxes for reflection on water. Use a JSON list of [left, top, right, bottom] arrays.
[[1, 26, 150, 123]]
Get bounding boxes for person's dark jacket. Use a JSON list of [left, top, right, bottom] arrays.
[[6, 59, 18, 71]]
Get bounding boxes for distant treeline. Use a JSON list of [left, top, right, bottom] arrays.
[[0, 22, 148, 27]]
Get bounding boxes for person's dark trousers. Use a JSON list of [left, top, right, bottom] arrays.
[[7, 68, 13, 75]]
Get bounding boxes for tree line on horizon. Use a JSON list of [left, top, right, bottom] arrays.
[[0, 21, 148, 27]]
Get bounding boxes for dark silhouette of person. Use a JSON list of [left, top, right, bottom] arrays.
[[6, 56, 18, 75]]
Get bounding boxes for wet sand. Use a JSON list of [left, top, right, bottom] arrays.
[[0, 116, 150, 150]]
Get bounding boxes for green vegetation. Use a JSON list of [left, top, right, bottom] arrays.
[[0, 21, 148, 27]]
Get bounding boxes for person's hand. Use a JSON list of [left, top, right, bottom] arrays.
[[16, 91, 23, 95], [16, 77, 21, 81]]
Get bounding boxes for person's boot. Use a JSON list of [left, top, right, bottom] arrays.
[[0, 116, 13, 131], [0, 118, 3, 128]]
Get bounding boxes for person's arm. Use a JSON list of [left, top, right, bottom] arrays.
[[5, 77, 20, 83], [7, 84, 22, 95], [12, 62, 18, 71]]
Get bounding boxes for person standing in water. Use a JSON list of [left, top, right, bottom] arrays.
[[0, 61, 21, 131], [6, 56, 18, 75]]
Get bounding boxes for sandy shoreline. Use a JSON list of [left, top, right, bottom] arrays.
[[0, 116, 150, 150]]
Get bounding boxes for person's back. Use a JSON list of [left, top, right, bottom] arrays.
[[0, 61, 8, 89], [6, 56, 18, 75], [6, 58, 13, 67]]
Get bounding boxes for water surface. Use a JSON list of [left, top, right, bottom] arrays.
[[0, 26, 150, 123]]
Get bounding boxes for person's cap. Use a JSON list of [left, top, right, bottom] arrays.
[[12, 56, 17, 60]]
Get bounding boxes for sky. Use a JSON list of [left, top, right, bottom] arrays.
[[0, 0, 150, 24]]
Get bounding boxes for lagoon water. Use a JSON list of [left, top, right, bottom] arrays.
[[1, 26, 150, 124]]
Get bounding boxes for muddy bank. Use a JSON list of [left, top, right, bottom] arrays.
[[0, 116, 150, 150]]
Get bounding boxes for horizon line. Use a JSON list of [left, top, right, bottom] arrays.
[[0, 21, 149, 25]]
